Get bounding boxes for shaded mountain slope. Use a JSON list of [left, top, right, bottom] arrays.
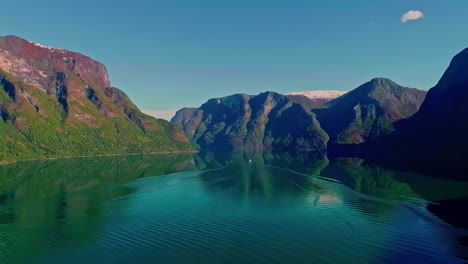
[[314, 78, 426, 145], [373, 48, 468, 167]]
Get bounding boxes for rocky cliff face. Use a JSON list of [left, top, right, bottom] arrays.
[[171, 107, 198, 128], [0, 36, 109, 95], [0, 36, 191, 162], [314, 78, 426, 145], [171, 92, 328, 153]]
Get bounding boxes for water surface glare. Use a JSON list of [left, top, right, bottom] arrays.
[[0, 154, 467, 263]]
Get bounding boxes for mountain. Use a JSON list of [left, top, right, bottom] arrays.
[[313, 78, 426, 145], [285, 90, 347, 104], [171, 107, 198, 128], [0, 36, 191, 163], [374, 48, 468, 169], [170, 92, 329, 153], [284, 94, 330, 110]]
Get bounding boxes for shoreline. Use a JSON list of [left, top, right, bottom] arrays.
[[0, 150, 199, 166]]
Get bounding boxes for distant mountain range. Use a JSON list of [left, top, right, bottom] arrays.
[[172, 46, 468, 175], [0, 36, 192, 163], [171, 90, 349, 153], [172, 79, 426, 154], [171, 92, 329, 153], [2, 35, 467, 173]]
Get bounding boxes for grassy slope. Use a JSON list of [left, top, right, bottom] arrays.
[[0, 70, 192, 163]]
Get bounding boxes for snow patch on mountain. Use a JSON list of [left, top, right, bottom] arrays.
[[27, 41, 65, 53], [285, 91, 347, 100]]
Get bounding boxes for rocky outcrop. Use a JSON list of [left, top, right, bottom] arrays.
[[0, 36, 110, 94], [170, 107, 198, 128], [0, 36, 191, 163]]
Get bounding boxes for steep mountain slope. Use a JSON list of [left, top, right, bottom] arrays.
[[171, 107, 198, 128], [314, 78, 426, 145], [0, 36, 191, 163], [171, 92, 328, 153], [378, 48, 468, 165], [284, 94, 329, 110], [171, 94, 327, 130]]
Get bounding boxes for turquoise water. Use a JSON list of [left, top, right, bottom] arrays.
[[0, 153, 467, 263]]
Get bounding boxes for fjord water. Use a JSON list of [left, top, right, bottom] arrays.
[[0, 153, 467, 263]]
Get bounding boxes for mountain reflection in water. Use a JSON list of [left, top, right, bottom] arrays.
[[0, 152, 466, 263]]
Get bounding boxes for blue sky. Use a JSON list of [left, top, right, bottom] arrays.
[[2, 0, 468, 119]]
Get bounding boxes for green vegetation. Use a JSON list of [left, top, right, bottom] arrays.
[[0, 70, 192, 163], [179, 92, 328, 153], [0, 154, 195, 262], [323, 157, 468, 202], [0, 154, 195, 203], [335, 158, 420, 200]]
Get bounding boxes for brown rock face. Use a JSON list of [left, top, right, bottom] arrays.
[[0, 36, 110, 94], [170, 107, 198, 128], [0, 36, 116, 126], [0, 36, 191, 162]]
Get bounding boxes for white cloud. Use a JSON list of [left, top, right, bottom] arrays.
[[142, 110, 178, 121], [401, 10, 424, 23]]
